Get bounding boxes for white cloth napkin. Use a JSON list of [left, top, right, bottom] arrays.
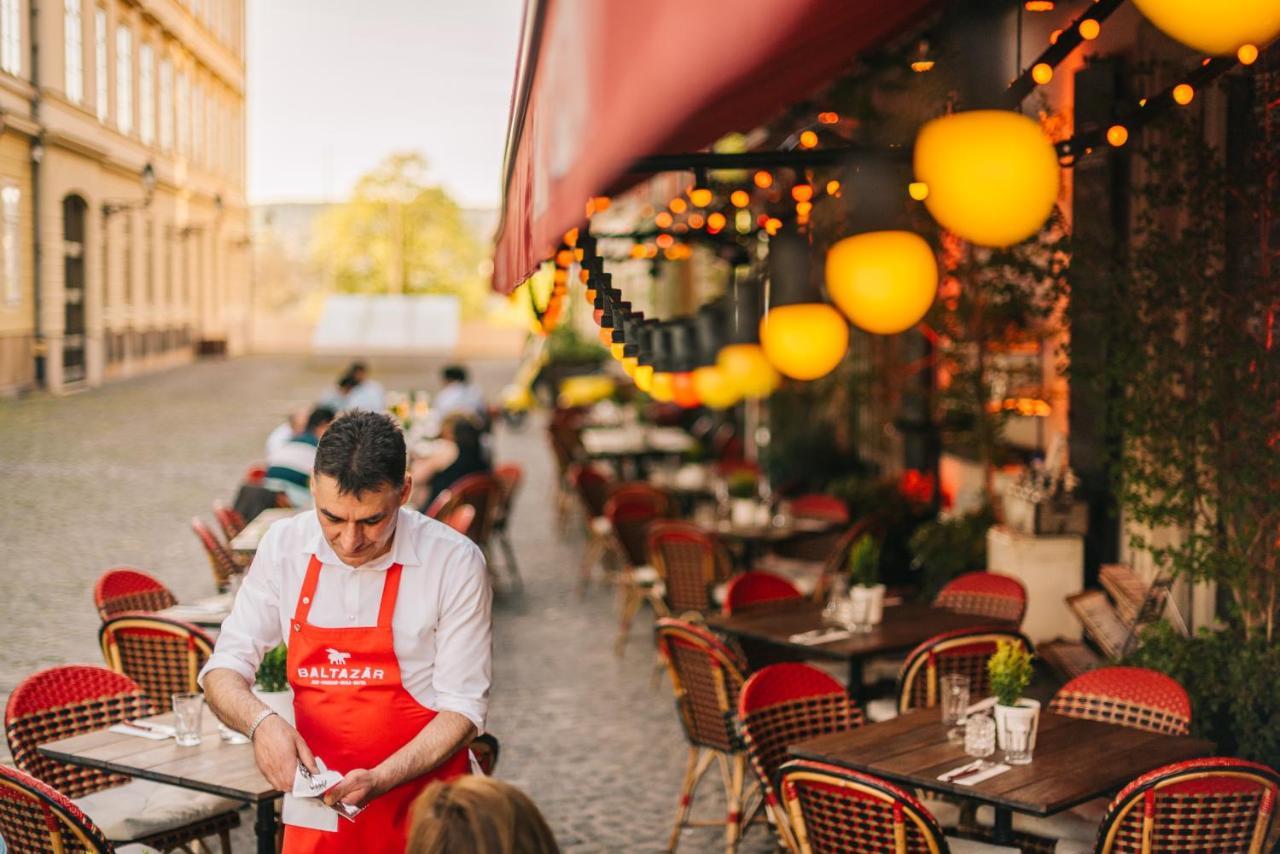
[[284, 758, 344, 832], [789, 628, 852, 645], [107, 723, 171, 740], [944, 763, 1012, 787]]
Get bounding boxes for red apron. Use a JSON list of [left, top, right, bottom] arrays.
[[283, 555, 470, 853]]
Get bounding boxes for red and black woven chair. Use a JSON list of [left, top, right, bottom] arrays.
[[190, 517, 242, 592], [605, 483, 673, 653], [809, 520, 881, 603], [648, 520, 734, 618], [789, 494, 850, 524], [98, 615, 216, 709], [934, 572, 1028, 626], [738, 663, 865, 849], [492, 462, 524, 581], [1050, 666, 1191, 736], [92, 568, 178, 621], [724, 570, 804, 616], [4, 665, 239, 852], [443, 503, 477, 537], [1095, 757, 1280, 853], [655, 618, 761, 852], [897, 628, 1033, 715], [778, 759, 960, 854], [211, 501, 246, 542], [0, 764, 114, 852], [570, 464, 617, 591]]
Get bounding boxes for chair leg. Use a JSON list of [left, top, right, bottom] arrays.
[[716, 752, 747, 853], [498, 530, 522, 590], [616, 582, 644, 655], [219, 828, 232, 854], [579, 536, 603, 596], [669, 747, 715, 852]]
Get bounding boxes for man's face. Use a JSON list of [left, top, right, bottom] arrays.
[[312, 473, 411, 567]]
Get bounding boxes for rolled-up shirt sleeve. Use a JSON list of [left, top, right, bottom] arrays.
[[198, 526, 284, 689], [431, 542, 492, 733]]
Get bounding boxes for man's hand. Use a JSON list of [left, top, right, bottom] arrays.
[[323, 768, 385, 808], [253, 714, 318, 792]]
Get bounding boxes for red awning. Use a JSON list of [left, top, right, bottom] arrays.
[[492, 0, 937, 293]]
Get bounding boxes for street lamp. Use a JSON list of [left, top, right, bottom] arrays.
[[103, 161, 157, 217]]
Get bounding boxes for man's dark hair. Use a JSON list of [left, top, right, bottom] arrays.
[[338, 372, 358, 391], [442, 364, 468, 384], [305, 405, 337, 434], [314, 410, 406, 495]]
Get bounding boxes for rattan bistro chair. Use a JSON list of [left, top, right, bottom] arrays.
[[1095, 757, 1280, 853], [98, 615, 216, 709], [738, 664, 865, 850], [897, 628, 1033, 715], [4, 665, 239, 852], [571, 464, 617, 592], [443, 503, 478, 537], [655, 618, 761, 853], [648, 520, 734, 617], [190, 517, 242, 592], [492, 463, 524, 581], [211, 501, 246, 542], [0, 763, 116, 853], [934, 572, 1028, 626], [92, 568, 178, 621], [723, 571, 805, 616], [606, 483, 673, 653], [1050, 666, 1191, 736]]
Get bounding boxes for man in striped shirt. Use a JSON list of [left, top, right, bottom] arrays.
[[264, 405, 336, 507]]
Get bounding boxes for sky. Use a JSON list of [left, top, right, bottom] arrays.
[[246, 0, 523, 210]]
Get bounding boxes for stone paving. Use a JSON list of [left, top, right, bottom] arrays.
[[0, 355, 773, 852]]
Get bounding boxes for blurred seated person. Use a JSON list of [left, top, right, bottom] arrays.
[[261, 405, 336, 507], [319, 371, 358, 411], [345, 359, 387, 411], [264, 407, 308, 457], [424, 364, 487, 438], [407, 776, 558, 854], [412, 414, 491, 510]]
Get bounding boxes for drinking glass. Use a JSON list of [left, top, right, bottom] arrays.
[[218, 721, 250, 745], [172, 693, 204, 747], [963, 714, 996, 770], [1002, 723, 1035, 765], [940, 674, 970, 741]]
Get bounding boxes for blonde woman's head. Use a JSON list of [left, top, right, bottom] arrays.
[[407, 776, 558, 854]]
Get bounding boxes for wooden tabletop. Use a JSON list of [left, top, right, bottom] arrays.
[[156, 592, 234, 628], [706, 602, 1014, 662], [701, 516, 837, 544], [580, 425, 695, 457], [230, 508, 300, 556], [38, 711, 275, 803], [790, 707, 1216, 816]]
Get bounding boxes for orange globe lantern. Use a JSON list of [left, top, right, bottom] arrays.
[[693, 365, 741, 409], [825, 231, 938, 335], [1129, 0, 1280, 55], [716, 344, 779, 399], [760, 304, 849, 380], [671, 372, 701, 408], [649, 372, 676, 402]]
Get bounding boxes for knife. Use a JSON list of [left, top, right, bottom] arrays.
[[937, 760, 981, 782]]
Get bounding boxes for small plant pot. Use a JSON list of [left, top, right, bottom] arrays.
[[853, 583, 886, 627], [253, 686, 296, 727], [731, 499, 759, 528], [994, 698, 1040, 764]]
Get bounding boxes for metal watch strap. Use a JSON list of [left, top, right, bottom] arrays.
[[247, 708, 278, 741]]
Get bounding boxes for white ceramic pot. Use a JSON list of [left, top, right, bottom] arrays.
[[252, 686, 296, 727], [994, 698, 1040, 762], [858, 583, 886, 626], [732, 499, 758, 528]]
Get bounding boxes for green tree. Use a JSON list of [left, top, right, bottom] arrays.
[[311, 152, 487, 316]]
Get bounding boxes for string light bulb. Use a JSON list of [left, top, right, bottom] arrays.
[[1173, 83, 1194, 105], [1238, 44, 1259, 65], [655, 211, 673, 229], [791, 184, 814, 203], [669, 197, 688, 214], [826, 180, 841, 196], [730, 190, 750, 208], [1031, 63, 1054, 85], [688, 213, 705, 229], [818, 111, 839, 124], [1079, 19, 1101, 40], [1106, 125, 1129, 147], [799, 130, 819, 149], [689, 187, 713, 207], [1025, 0, 1054, 10], [908, 182, 929, 201], [753, 171, 774, 189], [707, 212, 727, 232]]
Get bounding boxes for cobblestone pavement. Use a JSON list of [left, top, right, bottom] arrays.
[[0, 355, 774, 852]]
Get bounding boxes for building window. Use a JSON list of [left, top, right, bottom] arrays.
[[65, 0, 83, 103], [123, 212, 133, 304], [138, 43, 153, 144], [145, 218, 154, 304], [0, 0, 20, 76], [158, 58, 173, 150], [116, 27, 132, 134], [95, 7, 108, 123], [192, 81, 203, 164], [1, 184, 18, 306], [177, 70, 188, 155]]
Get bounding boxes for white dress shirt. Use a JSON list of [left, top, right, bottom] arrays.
[[423, 382, 487, 437], [345, 380, 387, 412], [199, 506, 491, 732]]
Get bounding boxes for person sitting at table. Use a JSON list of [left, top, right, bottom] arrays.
[[319, 371, 359, 411], [412, 414, 492, 510], [406, 776, 558, 854], [345, 360, 387, 411], [423, 364, 487, 438], [265, 407, 309, 457], [200, 410, 492, 853], [262, 405, 336, 507]]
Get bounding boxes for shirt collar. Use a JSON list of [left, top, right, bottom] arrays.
[[304, 506, 421, 571]]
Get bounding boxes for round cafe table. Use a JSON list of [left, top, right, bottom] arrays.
[[698, 514, 838, 568]]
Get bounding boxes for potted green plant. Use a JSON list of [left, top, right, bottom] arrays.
[[252, 643, 294, 724], [987, 639, 1037, 763], [726, 471, 760, 527], [847, 534, 886, 628]]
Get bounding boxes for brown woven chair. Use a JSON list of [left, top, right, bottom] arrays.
[[738, 663, 864, 849], [493, 462, 524, 581], [211, 501, 246, 542], [443, 503, 477, 537], [191, 516, 242, 592], [92, 567, 178, 620], [98, 615, 216, 709], [655, 618, 761, 852], [897, 627, 1033, 715], [934, 571, 1028, 626], [4, 665, 238, 852], [648, 520, 734, 617], [570, 464, 617, 592], [606, 483, 673, 653]]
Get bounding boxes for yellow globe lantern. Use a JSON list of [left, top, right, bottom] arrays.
[[693, 365, 742, 409], [913, 110, 1060, 247], [649, 371, 676, 402], [825, 231, 938, 335], [759, 303, 849, 381], [634, 364, 655, 393], [1129, 0, 1280, 55], [717, 343, 780, 399]]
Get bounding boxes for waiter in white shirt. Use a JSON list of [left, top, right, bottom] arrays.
[[201, 410, 491, 853]]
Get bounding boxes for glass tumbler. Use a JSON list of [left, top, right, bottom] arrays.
[[940, 674, 970, 740], [1002, 723, 1035, 765], [963, 714, 996, 768], [172, 693, 205, 747]]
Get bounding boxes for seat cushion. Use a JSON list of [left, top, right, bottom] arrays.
[[73, 779, 241, 843]]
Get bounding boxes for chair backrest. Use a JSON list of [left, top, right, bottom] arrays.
[[424, 487, 453, 520], [604, 483, 671, 567], [933, 571, 1028, 625], [812, 519, 881, 602], [0, 764, 113, 853], [654, 618, 748, 753], [1049, 666, 1192, 736], [440, 473, 503, 549], [648, 520, 732, 615], [211, 500, 247, 541], [1097, 757, 1280, 854], [191, 516, 240, 591], [5, 665, 151, 799], [569, 464, 613, 520], [493, 463, 523, 526], [789, 494, 850, 524], [99, 615, 215, 708], [724, 570, 805, 615], [739, 664, 864, 809], [92, 567, 178, 620], [778, 759, 950, 854], [897, 628, 1033, 714], [444, 504, 477, 537]]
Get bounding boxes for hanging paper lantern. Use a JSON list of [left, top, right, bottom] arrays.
[[825, 231, 939, 335], [1129, 0, 1280, 55], [759, 304, 849, 381], [717, 343, 780, 399], [693, 365, 742, 409], [671, 372, 701, 408], [649, 372, 676, 402], [913, 110, 1059, 247], [634, 364, 654, 393]]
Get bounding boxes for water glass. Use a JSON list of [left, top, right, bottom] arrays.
[[172, 693, 204, 747], [963, 714, 996, 766], [940, 674, 971, 728], [1002, 724, 1035, 765], [218, 721, 250, 745]]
